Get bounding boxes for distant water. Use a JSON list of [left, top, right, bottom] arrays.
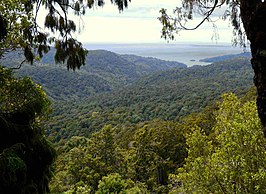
[[84, 43, 246, 67]]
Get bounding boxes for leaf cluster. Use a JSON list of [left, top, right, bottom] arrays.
[[159, 0, 247, 46]]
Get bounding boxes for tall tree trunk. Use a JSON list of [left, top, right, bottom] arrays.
[[240, 1, 266, 136], [252, 45, 266, 136]]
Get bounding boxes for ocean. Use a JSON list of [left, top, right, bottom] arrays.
[[84, 43, 246, 67]]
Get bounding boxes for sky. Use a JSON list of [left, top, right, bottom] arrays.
[[39, 0, 234, 44]]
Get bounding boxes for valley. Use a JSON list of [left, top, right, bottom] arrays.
[[1, 46, 257, 193], [2, 1, 266, 193], [6, 48, 253, 141]]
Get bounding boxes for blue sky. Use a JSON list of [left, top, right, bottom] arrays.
[[39, 0, 234, 44]]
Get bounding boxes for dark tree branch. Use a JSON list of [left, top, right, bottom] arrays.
[[179, 0, 219, 31], [11, 59, 26, 70], [34, 0, 42, 30], [198, 0, 225, 9]]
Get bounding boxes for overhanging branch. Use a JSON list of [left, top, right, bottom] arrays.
[[179, 0, 219, 31], [11, 59, 26, 70]]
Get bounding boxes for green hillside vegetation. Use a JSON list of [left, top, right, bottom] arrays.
[[8, 50, 185, 101], [1, 49, 256, 193], [46, 56, 253, 141], [0, 50, 257, 194], [3, 0, 266, 193], [15, 64, 113, 101], [50, 89, 262, 193], [171, 91, 266, 193], [83, 50, 186, 85]]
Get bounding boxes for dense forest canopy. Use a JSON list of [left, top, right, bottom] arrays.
[[49, 89, 264, 193], [2, 0, 266, 136], [43, 56, 253, 141], [2, 0, 266, 193]]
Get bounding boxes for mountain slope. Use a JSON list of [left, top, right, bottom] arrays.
[[15, 64, 113, 100], [88, 56, 253, 120], [83, 50, 185, 86], [11, 50, 185, 100], [46, 57, 254, 140], [121, 54, 187, 72]]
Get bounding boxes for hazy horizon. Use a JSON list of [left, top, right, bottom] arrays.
[[84, 42, 246, 66]]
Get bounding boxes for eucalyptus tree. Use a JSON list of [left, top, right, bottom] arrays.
[[159, 0, 266, 136]]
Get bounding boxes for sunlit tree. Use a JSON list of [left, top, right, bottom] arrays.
[[171, 94, 266, 193]]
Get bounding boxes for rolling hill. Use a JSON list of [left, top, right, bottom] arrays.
[[0, 49, 254, 141], [46, 56, 254, 140], [9, 50, 186, 100]]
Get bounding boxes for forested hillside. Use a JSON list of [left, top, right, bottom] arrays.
[[3, 0, 266, 193], [2, 48, 255, 193], [50, 89, 261, 193], [46, 56, 253, 141], [1, 49, 256, 193], [10, 50, 185, 100]]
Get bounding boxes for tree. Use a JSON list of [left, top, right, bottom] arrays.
[[171, 93, 266, 193], [96, 173, 128, 194], [50, 125, 125, 193], [0, 67, 56, 193], [96, 173, 149, 194], [159, 0, 266, 136], [125, 120, 187, 193], [0, 0, 131, 70]]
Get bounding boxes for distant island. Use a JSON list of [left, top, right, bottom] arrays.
[[200, 52, 251, 63]]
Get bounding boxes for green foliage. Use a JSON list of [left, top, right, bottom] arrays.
[[46, 57, 253, 141], [50, 119, 188, 193], [0, 66, 55, 193], [124, 120, 187, 193], [173, 93, 266, 193], [96, 173, 128, 194], [50, 88, 258, 194], [54, 39, 88, 71], [96, 173, 150, 194], [50, 125, 124, 193], [0, 66, 50, 115], [0, 0, 36, 59]]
